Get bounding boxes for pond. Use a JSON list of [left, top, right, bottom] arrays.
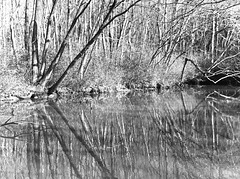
[[0, 87, 240, 179]]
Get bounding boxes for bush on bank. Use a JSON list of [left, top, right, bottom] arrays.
[[0, 47, 198, 98]]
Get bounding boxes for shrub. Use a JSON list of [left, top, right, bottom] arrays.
[[120, 51, 152, 89]]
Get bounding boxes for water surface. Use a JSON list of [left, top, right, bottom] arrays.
[[0, 87, 240, 179]]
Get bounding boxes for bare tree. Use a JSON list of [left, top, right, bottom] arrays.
[[27, 0, 141, 96]]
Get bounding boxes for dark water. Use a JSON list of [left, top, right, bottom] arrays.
[[0, 87, 240, 179]]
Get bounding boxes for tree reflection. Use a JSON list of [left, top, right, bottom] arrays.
[[0, 90, 239, 178]]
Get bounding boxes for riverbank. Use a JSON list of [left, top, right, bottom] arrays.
[[0, 66, 186, 102]]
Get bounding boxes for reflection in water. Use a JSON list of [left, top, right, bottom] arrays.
[[0, 88, 240, 178]]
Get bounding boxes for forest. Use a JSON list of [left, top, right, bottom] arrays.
[[1, 0, 240, 98]]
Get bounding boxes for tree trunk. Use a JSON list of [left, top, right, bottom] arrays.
[[24, 0, 29, 55], [211, 13, 216, 63], [9, 24, 18, 69], [31, 0, 40, 84], [10, 0, 18, 69], [32, 20, 40, 84]]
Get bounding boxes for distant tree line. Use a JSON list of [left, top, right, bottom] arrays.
[[0, 0, 240, 95]]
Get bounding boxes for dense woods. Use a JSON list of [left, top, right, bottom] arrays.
[[0, 1, 240, 177], [1, 0, 240, 97]]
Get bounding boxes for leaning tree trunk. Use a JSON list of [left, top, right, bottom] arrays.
[[47, 0, 141, 94], [27, 0, 141, 99]]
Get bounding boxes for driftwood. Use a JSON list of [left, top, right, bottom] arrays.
[[182, 57, 240, 86]]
